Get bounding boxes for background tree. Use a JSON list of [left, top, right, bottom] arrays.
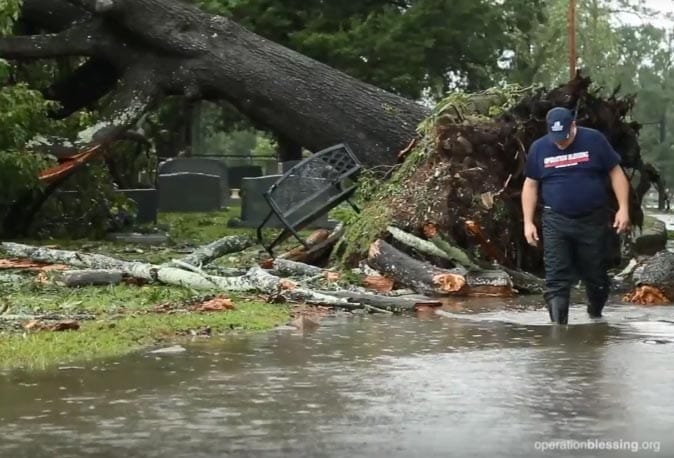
[[504, 0, 674, 196]]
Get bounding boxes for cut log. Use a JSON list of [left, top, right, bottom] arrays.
[[367, 239, 467, 296], [367, 239, 515, 297], [423, 222, 538, 293], [56, 269, 124, 287], [173, 235, 254, 267], [625, 250, 674, 304], [498, 266, 544, 294], [465, 270, 515, 297], [323, 290, 441, 312]]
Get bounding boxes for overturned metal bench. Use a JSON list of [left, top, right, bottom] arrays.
[[257, 143, 362, 255]]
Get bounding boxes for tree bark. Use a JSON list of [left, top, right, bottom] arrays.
[[172, 235, 255, 268], [57, 269, 124, 286], [276, 133, 303, 162], [270, 259, 324, 278], [323, 290, 441, 312]]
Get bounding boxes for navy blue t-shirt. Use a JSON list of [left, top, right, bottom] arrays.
[[524, 127, 621, 217]]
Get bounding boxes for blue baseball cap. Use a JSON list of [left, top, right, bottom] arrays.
[[546, 107, 574, 142]]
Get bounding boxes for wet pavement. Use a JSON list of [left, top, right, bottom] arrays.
[[1, 298, 673, 457]]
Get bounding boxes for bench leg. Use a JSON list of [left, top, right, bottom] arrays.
[[287, 225, 309, 250], [257, 210, 274, 255]]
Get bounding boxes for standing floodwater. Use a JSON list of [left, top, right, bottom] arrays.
[[1, 299, 673, 457]]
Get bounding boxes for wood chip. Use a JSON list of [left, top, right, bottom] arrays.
[[324, 271, 341, 282], [24, 320, 80, 332], [480, 191, 495, 209], [432, 273, 466, 293], [193, 296, 236, 312], [0, 258, 67, 271], [363, 275, 395, 293], [623, 285, 670, 305], [279, 279, 298, 290]]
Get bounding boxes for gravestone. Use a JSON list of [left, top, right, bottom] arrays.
[[227, 165, 263, 189], [115, 189, 158, 224], [158, 172, 222, 212], [158, 157, 230, 206], [229, 175, 333, 228]]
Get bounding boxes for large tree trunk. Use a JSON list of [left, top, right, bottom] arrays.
[[6, 0, 427, 166]]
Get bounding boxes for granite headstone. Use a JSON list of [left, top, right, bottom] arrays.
[[158, 172, 222, 212], [159, 157, 230, 206], [116, 189, 158, 224]]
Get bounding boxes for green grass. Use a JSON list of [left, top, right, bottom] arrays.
[[0, 207, 301, 372], [158, 206, 253, 244], [0, 300, 289, 371]]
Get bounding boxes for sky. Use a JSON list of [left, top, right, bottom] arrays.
[[615, 0, 674, 28]]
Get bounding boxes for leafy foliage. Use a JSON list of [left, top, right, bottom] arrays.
[[200, 0, 543, 98], [0, 4, 129, 238]]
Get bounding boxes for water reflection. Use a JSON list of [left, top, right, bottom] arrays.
[[1, 298, 674, 457]]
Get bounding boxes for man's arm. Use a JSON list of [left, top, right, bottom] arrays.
[[521, 177, 540, 245], [522, 177, 539, 224], [609, 165, 629, 209], [609, 165, 631, 233]]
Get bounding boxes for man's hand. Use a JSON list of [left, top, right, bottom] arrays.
[[524, 222, 539, 246], [613, 207, 631, 234]]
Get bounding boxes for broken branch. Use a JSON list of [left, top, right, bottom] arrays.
[[173, 235, 255, 268], [269, 259, 324, 278], [56, 269, 124, 287], [0, 23, 101, 59]]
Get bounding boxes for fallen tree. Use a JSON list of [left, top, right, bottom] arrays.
[[5, 0, 425, 167], [0, 0, 659, 292]]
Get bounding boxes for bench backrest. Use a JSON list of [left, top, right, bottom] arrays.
[[264, 144, 361, 223]]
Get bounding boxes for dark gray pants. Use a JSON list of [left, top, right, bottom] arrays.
[[541, 207, 611, 311]]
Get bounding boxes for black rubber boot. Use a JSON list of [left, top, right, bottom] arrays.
[[586, 290, 607, 319], [586, 302, 603, 319], [549, 297, 569, 325]]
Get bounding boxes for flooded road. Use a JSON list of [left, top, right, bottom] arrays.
[[1, 298, 673, 457]]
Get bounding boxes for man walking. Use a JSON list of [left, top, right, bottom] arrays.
[[521, 106, 631, 324]]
